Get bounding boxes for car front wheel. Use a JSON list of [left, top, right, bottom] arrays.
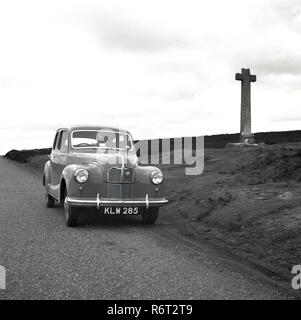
[[141, 207, 159, 224], [64, 192, 78, 227], [45, 194, 55, 208]]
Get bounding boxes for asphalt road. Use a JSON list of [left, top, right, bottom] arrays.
[[0, 157, 294, 299]]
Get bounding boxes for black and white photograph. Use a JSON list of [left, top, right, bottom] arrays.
[[1, 0, 301, 306]]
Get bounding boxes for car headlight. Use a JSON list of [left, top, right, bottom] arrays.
[[74, 168, 89, 184], [150, 170, 163, 185]]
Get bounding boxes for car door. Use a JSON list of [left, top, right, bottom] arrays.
[[51, 130, 70, 189], [49, 130, 63, 194], [56, 130, 70, 180]]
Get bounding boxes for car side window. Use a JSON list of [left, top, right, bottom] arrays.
[[55, 131, 63, 151], [52, 132, 59, 150], [59, 131, 69, 153]]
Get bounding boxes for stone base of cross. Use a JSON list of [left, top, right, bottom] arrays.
[[241, 133, 255, 144]]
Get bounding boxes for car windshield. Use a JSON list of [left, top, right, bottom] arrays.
[[71, 130, 133, 151]]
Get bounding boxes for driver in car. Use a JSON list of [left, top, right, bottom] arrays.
[[96, 131, 109, 148]]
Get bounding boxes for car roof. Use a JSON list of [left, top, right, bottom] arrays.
[[56, 126, 131, 135]]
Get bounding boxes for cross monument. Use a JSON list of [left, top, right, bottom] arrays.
[[235, 68, 256, 144]]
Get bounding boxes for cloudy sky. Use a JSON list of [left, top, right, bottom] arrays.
[[1, 0, 301, 154]]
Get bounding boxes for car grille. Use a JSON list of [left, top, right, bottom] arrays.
[[107, 167, 134, 183], [107, 167, 134, 198]]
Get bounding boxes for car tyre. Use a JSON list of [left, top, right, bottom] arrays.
[[64, 191, 78, 227], [46, 194, 55, 208], [141, 207, 159, 224], [65, 206, 78, 227]]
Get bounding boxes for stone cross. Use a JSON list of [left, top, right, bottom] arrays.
[[235, 68, 256, 143]]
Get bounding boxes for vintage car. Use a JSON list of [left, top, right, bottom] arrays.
[[43, 126, 168, 227]]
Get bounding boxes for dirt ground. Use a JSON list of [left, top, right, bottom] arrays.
[[5, 143, 301, 281], [161, 143, 301, 280]]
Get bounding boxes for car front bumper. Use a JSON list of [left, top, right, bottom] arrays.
[[66, 193, 168, 210]]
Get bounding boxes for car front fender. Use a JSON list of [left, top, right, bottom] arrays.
[[61, 163, 104, 198], [135, 165, 162, 184], [43, 160, 51, 191], [133, 165, 165, 198]]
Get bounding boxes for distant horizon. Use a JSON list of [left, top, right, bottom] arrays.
[[3, 128, 301, 155]]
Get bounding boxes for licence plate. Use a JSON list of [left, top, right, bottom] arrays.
[[103, 207, 139, 215]]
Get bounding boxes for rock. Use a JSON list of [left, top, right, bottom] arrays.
[[278, 191, 294, 200], [215, 190, 233, 204]]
